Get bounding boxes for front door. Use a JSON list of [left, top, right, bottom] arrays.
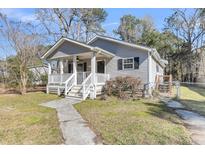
[[97, 60, 105, 73], [77, 63, 84, 72], [77, 63, 86, 84]]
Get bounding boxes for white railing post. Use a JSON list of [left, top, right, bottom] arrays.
[[73, 55, 77, 85], [83, 84, 85, 100], [47, 62, 52, 94], [64, 78, 67, 96], [90, 52, 96, 99], [59, 60, 64, 84], [83, 72, 85, 81], [63, 73, 75, 96], [81, 73, 92, 100]]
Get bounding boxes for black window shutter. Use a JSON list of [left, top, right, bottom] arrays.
[[118, 59, 123, 70], [134, 57, 139, 69], [83, 62, 87, 72]]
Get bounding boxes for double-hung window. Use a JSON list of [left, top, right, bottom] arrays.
[[123, 58, 134, 69], [118, 57, 139, 70]]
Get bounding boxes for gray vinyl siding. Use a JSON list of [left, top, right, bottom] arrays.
[[90, 39, 149, 84], [47, 41, 92, 59]]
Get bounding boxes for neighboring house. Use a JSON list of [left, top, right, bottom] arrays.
[[41, 35, 167, 100], [28, 64, 48, 85]]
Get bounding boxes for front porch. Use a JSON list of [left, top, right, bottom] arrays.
[[46, 52, 111, 100]]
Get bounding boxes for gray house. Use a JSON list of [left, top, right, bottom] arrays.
[[41, 35, 167, 100]]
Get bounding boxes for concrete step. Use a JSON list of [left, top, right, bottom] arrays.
[[65, 96, 83, 101], [68, 91, 82, 96], [70, 86, 82, 90], [70, 89, 82, 93], [67, 93, 82, 98]]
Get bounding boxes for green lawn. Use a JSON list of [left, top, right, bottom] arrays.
[[177, 86, 205, 116], [74, 97, 191, 144], [0, 92, 63, 144]]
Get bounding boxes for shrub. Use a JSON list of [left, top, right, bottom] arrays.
[[104, 76, 142, 100]]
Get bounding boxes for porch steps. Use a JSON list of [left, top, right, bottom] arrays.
[[159, 83, 170, 93], [66, 85, 83, 100], [65, 96, 83, 101], [47, 85, 65, 95]]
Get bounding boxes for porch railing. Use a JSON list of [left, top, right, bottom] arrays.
[[77, 71, 91, 84], [48, 72, 110, 98], [48, 73, 72, 84], [96, 73, 110, 84], [82, 73, 92, 100], [64, 73, 76, 95]]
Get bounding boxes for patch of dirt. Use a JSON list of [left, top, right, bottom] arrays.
[[0, 86, 46, 95], [0, 106, 15, 112]]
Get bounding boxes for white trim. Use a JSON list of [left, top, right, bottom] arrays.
[[48, 62, 51, 75], [93, 47, 115, 57], [73, 55, 77, 85], [123, 57, 134, 70], [41, 38, 94, 59], [41, 38, 115, 60], [91, 52, 96, 99]]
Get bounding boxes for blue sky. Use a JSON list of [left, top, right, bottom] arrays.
[[0, 8, 174, 58], [104, 8, 173, 36]]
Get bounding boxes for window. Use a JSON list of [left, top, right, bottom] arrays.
[[117, 57, 139, 70], [123, 58, 134, 69], [68, 63, 73, 73]]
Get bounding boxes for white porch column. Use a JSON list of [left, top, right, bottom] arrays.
[[47, 61, 51, 94], [73, 55, 77, 85], [90, 52, 96, 99], [48, 62, 52, 75], [59, 60, 64, 74], [59, 60, 64, 85]]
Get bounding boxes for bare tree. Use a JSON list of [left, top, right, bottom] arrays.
[[165, 9, 205, 81], [0, 13, 41, 94], [36, 8, 78, 42], [36, 8, 107, 42]]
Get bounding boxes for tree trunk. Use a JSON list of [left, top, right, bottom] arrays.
[[20, 66, 27, 95], [21, 79, 27, 94]]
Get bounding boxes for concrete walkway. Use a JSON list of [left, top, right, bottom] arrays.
[[161, 97, 205, 145], [41, 98, 101, 145]]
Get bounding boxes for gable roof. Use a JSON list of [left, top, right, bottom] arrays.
[[41, 37, 115, 59], [87, 35, 153, 52], [41, 35, 167, 68], [88, 35, 167, 67]]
